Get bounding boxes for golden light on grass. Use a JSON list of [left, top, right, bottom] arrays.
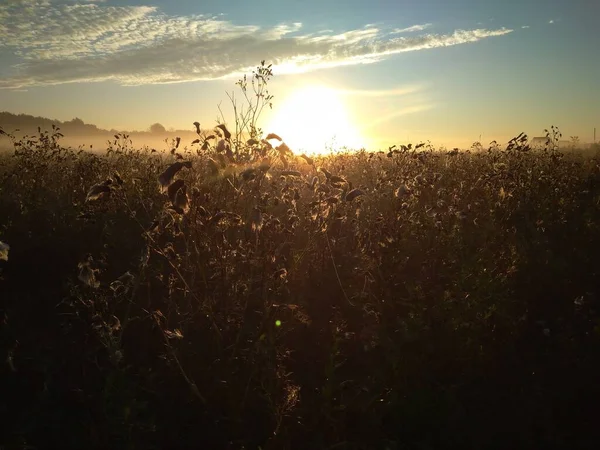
[[265, 85, 367, 155]]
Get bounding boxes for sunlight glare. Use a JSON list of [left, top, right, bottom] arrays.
[[265, 85, 366, 155]]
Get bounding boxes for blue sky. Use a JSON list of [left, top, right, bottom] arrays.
[[0, 0, 598, 150]]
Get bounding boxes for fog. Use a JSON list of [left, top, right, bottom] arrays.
[[0, 131, 202, 154]]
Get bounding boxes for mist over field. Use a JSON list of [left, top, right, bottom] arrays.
[[0, 113, 228, 157], [0, 132, 195, 154]]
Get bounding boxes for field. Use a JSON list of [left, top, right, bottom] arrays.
[[1, 119, 600, 448]]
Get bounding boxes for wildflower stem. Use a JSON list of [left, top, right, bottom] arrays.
[[325, 231, 354, 306]]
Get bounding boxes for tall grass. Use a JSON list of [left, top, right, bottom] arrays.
[[1, 65, 600, 450]]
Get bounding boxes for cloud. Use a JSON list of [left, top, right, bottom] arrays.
[[521, 25, 530, 29], [548, 20, 555, 24], [335, 86, 421, 98], [391, 23, 433, 34], [0, 1, 514, 89], [361, 104, 435, 131]]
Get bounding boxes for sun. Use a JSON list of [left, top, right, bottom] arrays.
[[265, 85, 367, 155]]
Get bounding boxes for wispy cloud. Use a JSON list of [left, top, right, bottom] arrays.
[[0, 1, 513, 89], [548, 20, 555, 24], [391, 23, 433, 34], [361, 104, 435, 131], [521, 25, 530, 29], [335, 86, 421, 98]]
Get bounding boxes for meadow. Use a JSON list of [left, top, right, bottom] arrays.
[[1, 66, 600, 450]]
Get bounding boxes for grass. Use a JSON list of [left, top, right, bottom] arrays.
[[1, 66, 600, 449]]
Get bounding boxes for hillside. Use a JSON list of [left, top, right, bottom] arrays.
[[0, 112, 212, 152]]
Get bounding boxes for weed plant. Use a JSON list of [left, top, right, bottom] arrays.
[[1, 62, 600, 450]]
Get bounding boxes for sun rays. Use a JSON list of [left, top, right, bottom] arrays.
[[265, 85, 367, 155]]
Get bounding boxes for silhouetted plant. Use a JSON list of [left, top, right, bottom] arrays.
[[1, 68, 599, 450]]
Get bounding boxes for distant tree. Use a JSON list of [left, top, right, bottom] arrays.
[[150, 123, 166, 134]]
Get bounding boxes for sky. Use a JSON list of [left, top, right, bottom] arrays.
[[0, 0, 598, 152]]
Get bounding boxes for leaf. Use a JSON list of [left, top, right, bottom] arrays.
[[273, 268, 288, 279], [276, 142, 292, 156], [86, 179, 112, 202], [215, 124, 231, 140], [167, 179, 186, 204], [209, 211, 241, 226], [266, 133, 283, 141], [261, 139, 273, 150], [258, 158, 271, 172], [113, 171, 124, 186], [330, 175, 347, 184], [77, 260, 99, 288], [207, 158, 220, 175], [158, 161, 192, 190], [318, 167, 332, 179], [240, 168, 257, 181], [345, 188, 365, 202], [250, 207, 263, 232], [299, 153, 314, 165], [173, 185, 189, 214], [0, 241, 9, 261], [394, 185, 411, 198], [280, 170, 301, 177], [216, 139, 230, 154], [164, 329, 184, 340]]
